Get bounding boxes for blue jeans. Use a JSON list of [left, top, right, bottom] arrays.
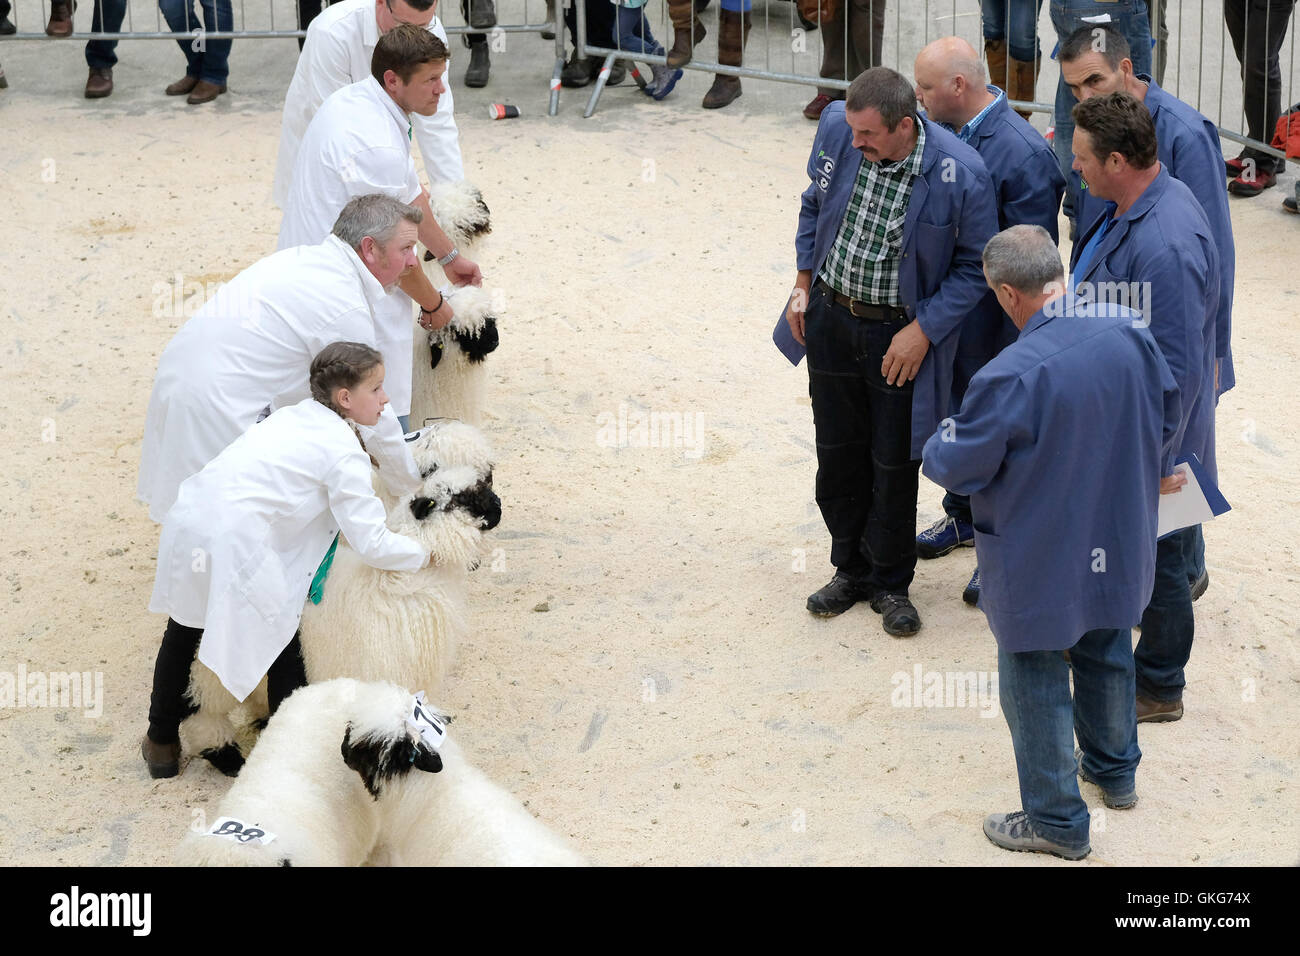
[[1134, 525, 1196, 701], [614, 5, 664, 56], [1050, 0, 1152, 217], [159, 0, 234, 85], [1184, 523, 1205, 584], [85, 0, 128, 70], [981, 0, 1045, 62], [998, 627, 1140, 850]]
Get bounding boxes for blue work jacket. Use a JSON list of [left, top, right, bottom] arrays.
[[775, 103, 999, 459], [922, 300, 1181, 652], [954, 95, 1066, 407], [1071, 166, 1219, 483], [1074, 77, 1235, 395]]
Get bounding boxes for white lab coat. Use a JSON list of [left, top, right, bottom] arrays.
[[136, 235, 422, 523], [151, 399, 428, 702], [277, 77, 423, 417], [272, 0, 463, 210]]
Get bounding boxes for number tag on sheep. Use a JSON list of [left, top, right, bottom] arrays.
[[408, 693, 449, 753], [204, 817, 278, 845]]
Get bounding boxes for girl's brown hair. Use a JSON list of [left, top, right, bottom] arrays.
[[310, 342, 384, 417]]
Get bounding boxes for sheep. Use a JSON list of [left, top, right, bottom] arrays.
[[425, 180, 492, 254], [177, 421, 499, 776], [409, 283, 501, 427], [175, 679, 446, 867], [177, 678, 586, 867]]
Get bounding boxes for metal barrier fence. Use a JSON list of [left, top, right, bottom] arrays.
[[0, 0, 568, 112], [576, 0, 1298, 160]]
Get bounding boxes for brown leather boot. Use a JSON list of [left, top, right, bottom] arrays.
[[702, 8, 749, 109], [84, 67, 113, 98], [187, 79, 227, 105], [1008, 55, 1039, 120], [141, 734, 181, 778], [666, 0, 706, 69], [984, 37, 1008, 93], [46, 0, 76, 37]]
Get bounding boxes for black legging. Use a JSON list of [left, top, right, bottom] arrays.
[[146, 617, 307, 744]]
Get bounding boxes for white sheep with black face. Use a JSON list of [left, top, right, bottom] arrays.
[[178, 421, 499, 777], [426, 180, 492, 253], [410, 283, 501, 428], [176, 678, 586, 868]]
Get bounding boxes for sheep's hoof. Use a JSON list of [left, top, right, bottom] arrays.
[[199, 744, 245, 777]]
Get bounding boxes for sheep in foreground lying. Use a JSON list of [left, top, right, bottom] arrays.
[[410, 283, 501, 427], [177, 679, 586, 867], [179, 421, 499, 775]]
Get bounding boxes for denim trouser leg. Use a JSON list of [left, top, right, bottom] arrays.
[[1050, 0, 1153, 216], [942, 491, 972, 524], [159, 0, 233, 84], [1224, 0, 1296, 174], [997, 643, 1091, 849], [981, 0, 1046, 62], [1184, 523, 1206, 584], [806, 285, 919, 593], [86, 0, 130, 70], [1134, 526, 1195, 701], [615, 6, 663, 56], [1070, 627, 1141, 795]]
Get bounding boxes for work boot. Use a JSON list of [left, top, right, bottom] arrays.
[[46, 0, 75, 37], [702, 8, 749, 109], [464, 43, 490, 88], [541, 0, 556, 39], [141, 734, 180, 779], [186, 79, 227, 104], [561, 47, 592, 87], [467, 0, 496, 30], [165, 74, 200, 96], [1008, 54, 1040, 121], [0, 14, 16, 34], [984, 37, 1008, 92], [84, 66, 113, 98], [666, 0, 706, 69]]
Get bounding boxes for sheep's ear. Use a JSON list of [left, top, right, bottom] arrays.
[[410, 496, 437, 520]]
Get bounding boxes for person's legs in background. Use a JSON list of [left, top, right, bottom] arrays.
[[266, 630, 309, 716], [563, 0, 623, 87], [1133, 526, 1196, 720], [1070, 626, 1141, 804], [808, 0, 884, 119], [1006, 0, 1044, 119], [462, 0, 494, 88], [84, 0, 129, 97], [1144, 0, 1168, 84], [702, 0, 751, 109], [297, 0, 323, 49], [1225, 0, 1297, 196]]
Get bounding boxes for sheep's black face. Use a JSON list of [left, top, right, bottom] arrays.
[[452, 316, 499, 363], [452, 481, 501, 530], [341, 723, 443, 800]]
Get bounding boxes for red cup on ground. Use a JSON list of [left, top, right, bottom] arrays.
[[487, 103, 520, 120]]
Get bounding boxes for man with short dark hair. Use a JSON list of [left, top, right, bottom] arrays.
[[1070, 92, 1218, 724], [281, 25, 483, 432], [923, 224, 1182, 860], [913, 36, 1065, 605], [275, 0, 464, 210], [777, 66, 998, 637]]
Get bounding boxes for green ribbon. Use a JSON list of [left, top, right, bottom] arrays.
[[308, 533, 340, 605]]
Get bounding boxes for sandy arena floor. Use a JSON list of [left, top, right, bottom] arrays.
[[0, 5, 1298, 866]]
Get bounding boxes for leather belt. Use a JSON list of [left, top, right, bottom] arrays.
[[818, 281, 908, 322]]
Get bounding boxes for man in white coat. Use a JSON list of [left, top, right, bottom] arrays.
[[273, 0, 463, 209], [138, 195, 436, 524], [279, 25, 483, 429]]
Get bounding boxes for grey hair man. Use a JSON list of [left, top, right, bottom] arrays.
[[923, 222, 1182, 860], [138, 193, 430, 525]]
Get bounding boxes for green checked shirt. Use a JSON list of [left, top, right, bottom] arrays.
[[819, 121, 926, 306]]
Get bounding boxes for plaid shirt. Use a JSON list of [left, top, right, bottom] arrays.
[[819, 121, 926, 306]]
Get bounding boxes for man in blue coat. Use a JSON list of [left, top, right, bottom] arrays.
[[912, 37, 1066, 605], [923, 225, 1182, 860], [1059, 24, 1235, 401], [776, 67, 998, 636], [1070, 92, 1219, 724]]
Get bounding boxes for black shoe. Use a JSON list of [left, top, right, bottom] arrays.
[[608, 59, 626, 86], [141, 734, 180, 779], [464, 43, 490, 88], [1189, 569, 1209, 602], [0, 15, 15, 35], [467, 0, 496, 29], [962, 566, 981, 606], [560, 49, 592, 88], [868, 592, 921, 637], [806, 573, 870, 617]]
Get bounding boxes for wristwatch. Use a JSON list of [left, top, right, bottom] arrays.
[[436, 247, 459, 266]]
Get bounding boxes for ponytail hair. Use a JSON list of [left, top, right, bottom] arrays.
[[310, 342, 384, 417]]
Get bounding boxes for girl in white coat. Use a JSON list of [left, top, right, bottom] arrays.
[[142, 342, 430, 779]]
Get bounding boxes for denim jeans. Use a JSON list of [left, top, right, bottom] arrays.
[[998, 627, 1140, 850], [614, 5, 663, 56], [942, 490, 972, 525], [1134, 525, 1196, 701], [85, 0, 129, 70], [981, 0, 1046, 62], [1050, 0, 1153, 217], [805, 282, 919, 594], [1184, 522, 1205, 585], [159, 0, 234, 85]]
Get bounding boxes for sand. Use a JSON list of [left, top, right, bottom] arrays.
[[0, 3, 1297, 866]]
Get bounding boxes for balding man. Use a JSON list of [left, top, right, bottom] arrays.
[[913, 37, 1065, 605], [1071, 92, 1219, 725], [138, 195, 428, 525], [923, 225, 1182, 860]]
